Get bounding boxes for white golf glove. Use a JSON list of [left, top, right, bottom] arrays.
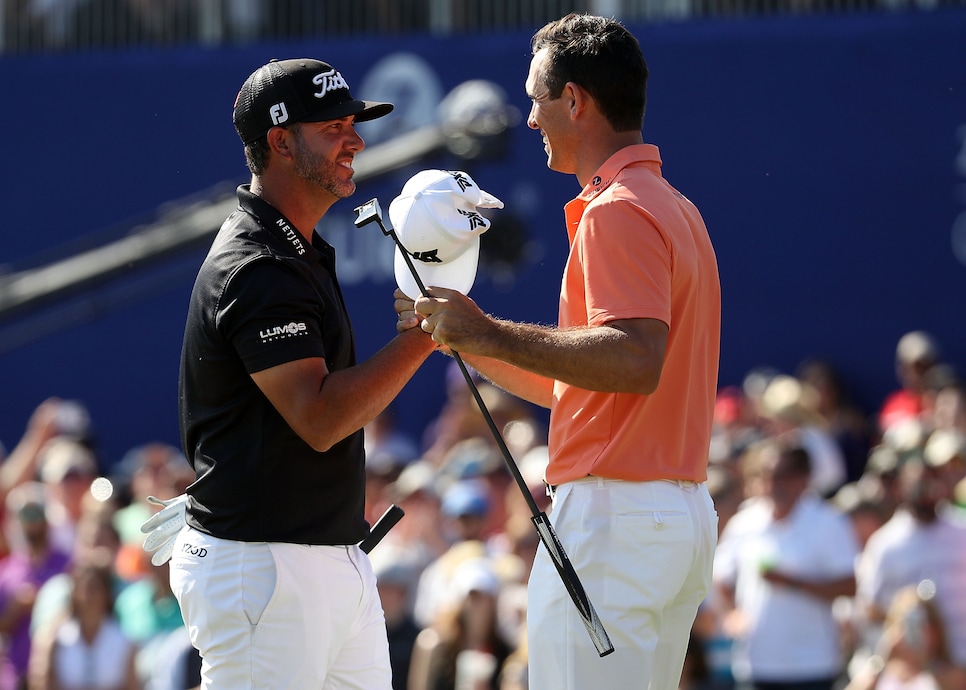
[[140, 493, 188, 566]]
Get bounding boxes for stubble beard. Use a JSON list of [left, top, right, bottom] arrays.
[[292, 131, 356, 200]]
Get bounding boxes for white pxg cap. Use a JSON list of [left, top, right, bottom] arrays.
[[389, 169, 503, 300]]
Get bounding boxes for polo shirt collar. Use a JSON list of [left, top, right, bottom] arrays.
[[578, 143, 662, 202], [564, 144, 662, 242], [236, 184, 328, 260]]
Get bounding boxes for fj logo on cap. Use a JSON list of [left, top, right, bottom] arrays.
[[270, 103, 289, 126], [313, 69, 349, 99]]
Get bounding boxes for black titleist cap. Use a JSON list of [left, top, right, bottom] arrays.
[[232, 58, 394, 144]]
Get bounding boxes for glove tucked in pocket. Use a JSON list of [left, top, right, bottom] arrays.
[[140, 493, 188, 566]]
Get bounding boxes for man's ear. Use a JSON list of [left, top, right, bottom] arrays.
[[266, 126, 295, 160], [563, 81, 588, 120]]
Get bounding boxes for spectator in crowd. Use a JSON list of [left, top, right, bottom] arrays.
[[0, 482, 72, 690], [713, 439, 859, 689], [373, 559, 422, 690], [855, 445, 904, 524], [419, 365, 494, 469], [374, 459, 449, 578], [110, 443, 190, 584], [36, 437, 98, 557], [27, 546, 140, 690], [414, 479, 494, 629], [692, 464, 745, 690], [436, 437, 512, 543], [31, 493, 122, 638], [0, 399, 91, 559], [709, 386, 762, 468], [922, 429, 966, 507], [878, 331, 943, 435], [796, 358, 873, 483], [855, 457, 966, 671], [409, 558, 511, 690], [832, 482, 889, 552], [845, 582, 966, 690], [758, 374, 848, 497], [114, 557, 184, 685], [930, 380, 966, 433]]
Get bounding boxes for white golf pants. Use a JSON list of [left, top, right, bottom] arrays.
[[169, 525, 392, 690], [527, 477, 718, 690]]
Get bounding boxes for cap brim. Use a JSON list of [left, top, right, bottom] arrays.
[[302, 99, 394, 124], [394, 242, 480, 301]]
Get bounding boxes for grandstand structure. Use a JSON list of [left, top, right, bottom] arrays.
[[2, 0, 962, 53]]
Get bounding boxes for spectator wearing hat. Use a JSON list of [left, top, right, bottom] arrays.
[[413, 479, 493, 630], [923, 429, 966, 512], [0, 482, 71, 690], [409, 558, 512, 690], [37, 437, 99, 558], [878, 331, 942, 436], [375, 460, 449, 575], [758, 374, 848, 498]]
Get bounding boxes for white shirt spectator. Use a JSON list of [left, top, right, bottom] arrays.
[[856, 504, 966, 667], [715, 493, 859, 682]]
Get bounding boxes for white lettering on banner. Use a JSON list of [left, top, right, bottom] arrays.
[[270, 102, 289, 125], [313, 69, 350, 98], [260, 322, 308, 343]]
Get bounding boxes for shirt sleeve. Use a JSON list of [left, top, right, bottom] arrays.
[[217, 258, 327, 374], [577, 197, 672, 327]]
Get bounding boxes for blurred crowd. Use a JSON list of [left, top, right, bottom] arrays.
[[0, 328, 964, 690]]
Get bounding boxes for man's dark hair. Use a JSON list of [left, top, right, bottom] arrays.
[[244, 136, 271, 175], [779, 443, 812, 477], [531, 13, 648, 133]]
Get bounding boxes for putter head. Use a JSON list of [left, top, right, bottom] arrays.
[[353, 198, 393, 235]]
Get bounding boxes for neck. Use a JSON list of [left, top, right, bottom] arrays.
[[575, 131, 644, 188], [79, 613, 103, 643], [251, 175, 333, 242]]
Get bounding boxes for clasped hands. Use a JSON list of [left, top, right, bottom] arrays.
[[394, 287, 488, 354]]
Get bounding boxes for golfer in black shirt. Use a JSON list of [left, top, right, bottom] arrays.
[[170, 58, 436, 690]]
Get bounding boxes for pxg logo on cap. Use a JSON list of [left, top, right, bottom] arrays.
[[389, 170, 504, 300], [233, 58, 394, 144]]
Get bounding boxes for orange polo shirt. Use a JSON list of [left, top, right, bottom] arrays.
[[546, 144, 721, 485]]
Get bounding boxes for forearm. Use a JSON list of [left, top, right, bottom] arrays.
[[770, 572, 856, 601], [472, 319, 663, 395], [459, 354, 554, 408], [256, 329, 435, 452], [313, 329, 435, 449]]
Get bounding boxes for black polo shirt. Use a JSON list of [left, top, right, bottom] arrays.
[[178, 185, 369, 545]]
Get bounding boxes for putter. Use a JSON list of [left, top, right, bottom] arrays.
[[354, 198, 614, 657]]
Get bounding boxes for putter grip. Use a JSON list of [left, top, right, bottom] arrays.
[[359, 504, 405, 554]]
